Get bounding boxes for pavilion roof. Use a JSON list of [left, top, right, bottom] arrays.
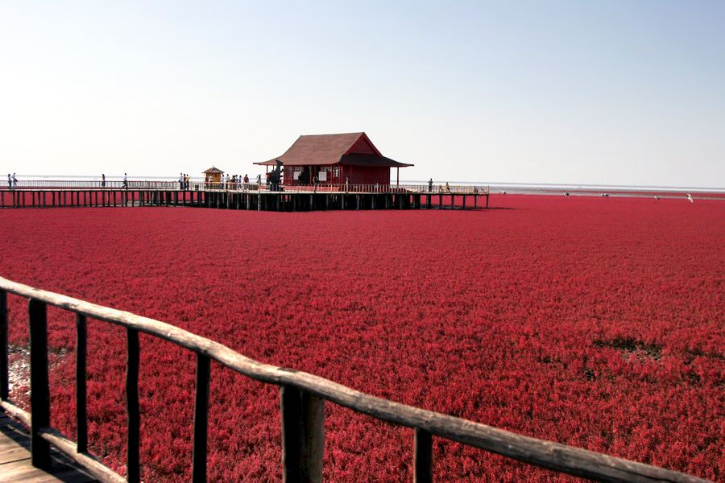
[[254, 132, 412, 167]]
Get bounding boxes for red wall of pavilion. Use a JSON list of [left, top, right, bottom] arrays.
[[341, 166, 390, 185]]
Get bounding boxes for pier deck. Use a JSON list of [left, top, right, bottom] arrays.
[[0, 415, 95, 482], [0, 183, 489, 211]]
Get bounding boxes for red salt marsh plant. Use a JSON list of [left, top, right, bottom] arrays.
[[0, 195, 723, 481]]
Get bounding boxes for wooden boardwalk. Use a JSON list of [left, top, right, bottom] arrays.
[[0, 415, 95, 482]]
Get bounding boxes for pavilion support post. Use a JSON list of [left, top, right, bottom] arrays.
[[439, 194, 443, 209], [486, 194, 489, 208], [396, 167, 399, 187], [463, 195, 467, 210]]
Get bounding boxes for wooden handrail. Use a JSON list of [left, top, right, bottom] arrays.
[[0, 276, 709, 482]]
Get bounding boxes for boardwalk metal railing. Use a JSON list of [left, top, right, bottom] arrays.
[[3, 180, 490, 195], [0, 276, 706, 482]]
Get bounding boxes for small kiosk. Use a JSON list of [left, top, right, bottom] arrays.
[[203, 166, 224, 183]]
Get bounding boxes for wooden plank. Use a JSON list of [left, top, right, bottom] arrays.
[[0, 276, 708, 483], [414, 428, 433, 483], [192, 354, 210, 483], [29, 298, 51, 470], [126, 328, 140, 483]]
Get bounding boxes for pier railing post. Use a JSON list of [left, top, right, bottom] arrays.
[[415, 428, 433, 483], [127, 328, 140, 482], [0, 290, 7, 400], [29, 298, 51, 469], [280, 385, 325, 483], [192, 354, 211, 483]]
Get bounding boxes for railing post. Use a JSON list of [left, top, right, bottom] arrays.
[[76, 314, 88, 453], [29, 298, 51, 469], [192, 354, 211, 483], [414, 428, 433, 483], [126, 328, 140, 483], [0, 290, 8, 400], [280, 385, 325, 483]]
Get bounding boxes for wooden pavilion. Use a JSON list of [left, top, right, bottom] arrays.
[[254, 132, 412, 186]]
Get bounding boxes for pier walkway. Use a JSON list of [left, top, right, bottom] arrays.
[[1, 181, 489, 212], [0, 414, 95, 482]]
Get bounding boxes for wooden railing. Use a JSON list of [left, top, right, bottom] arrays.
[[0, 276, 707, 482]]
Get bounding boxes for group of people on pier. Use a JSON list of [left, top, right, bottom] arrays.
[[6, 173, 17, 189], [179, 173, 192, 190]]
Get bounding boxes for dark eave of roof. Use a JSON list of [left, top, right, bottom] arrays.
[[339, 154, 413, 168]]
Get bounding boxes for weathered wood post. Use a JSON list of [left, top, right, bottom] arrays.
[[29, 298, 51, 469], [280, 386, 325, 483], [415, 428, 433, 483], [192, 354, 211, 483], [127, 328, 140, 483], [0, 290, 7, 400], [76, 314, 88, 453]]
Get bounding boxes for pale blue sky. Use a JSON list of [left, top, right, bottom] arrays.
[[1, 1, 723, 186]]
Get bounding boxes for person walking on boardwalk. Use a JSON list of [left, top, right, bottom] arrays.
[[243, 174, 249, 191], [123, 173, 128, 190], [101, 173, 106, 188], [7, 174, 11, 190], [12, 173, 17, 189], [428, 178, 433, 192], [179, 173, 184, 190]]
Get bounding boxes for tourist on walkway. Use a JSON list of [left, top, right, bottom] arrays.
[[101, 173, 106, 188], [428, 178, 433, 192], [123, 173, 128, 190], [179, 173, 184, 190], [243, 174, 249, 191], [12, 173, 17, 189], [7, 174, 11, 190]]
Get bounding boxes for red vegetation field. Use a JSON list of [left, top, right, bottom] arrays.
[[0, 196, 722, 481]]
